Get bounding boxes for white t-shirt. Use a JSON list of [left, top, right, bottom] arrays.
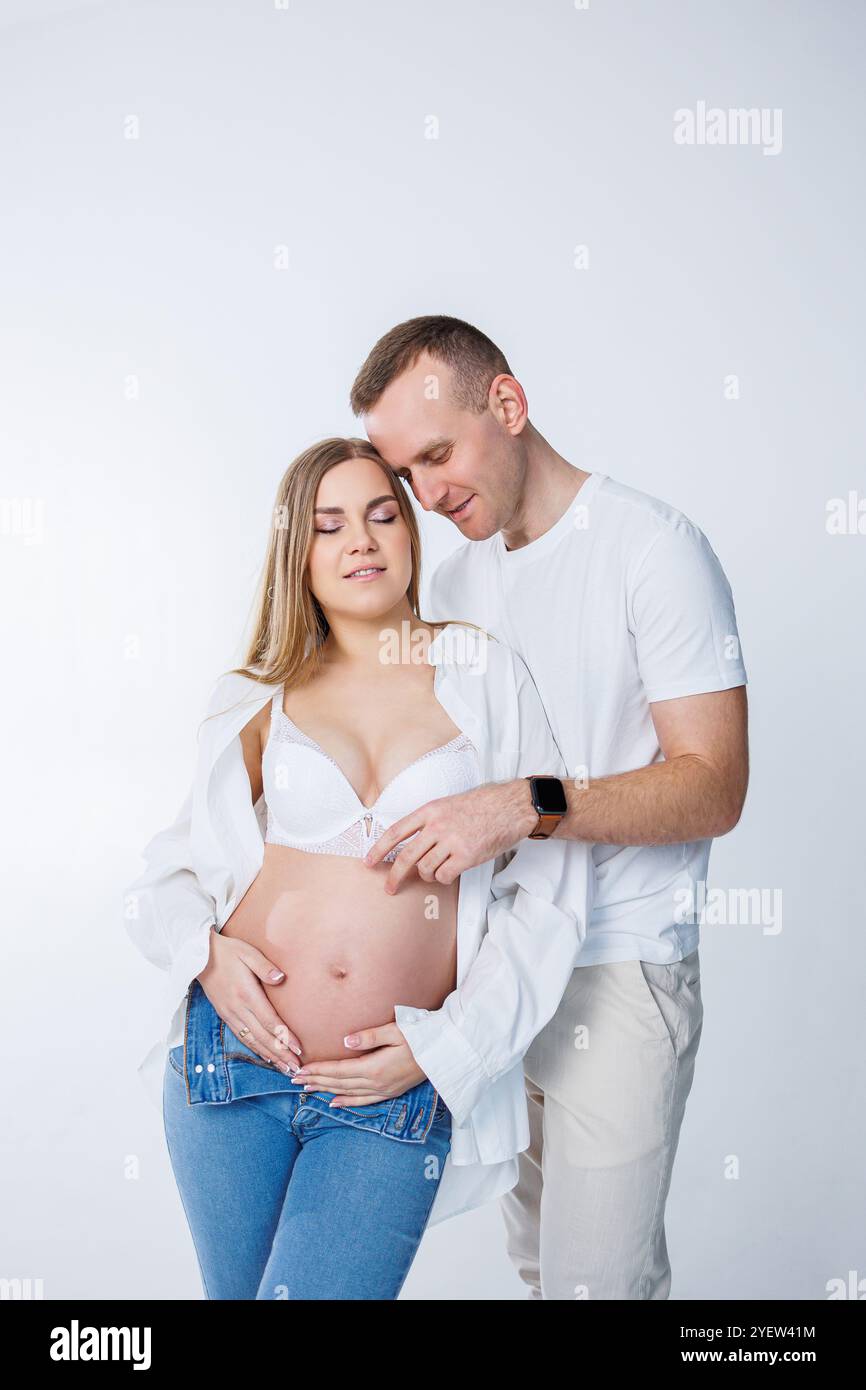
[[425, 470, 748, 966]]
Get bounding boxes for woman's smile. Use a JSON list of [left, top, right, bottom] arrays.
[[343, 564, 387, 581]]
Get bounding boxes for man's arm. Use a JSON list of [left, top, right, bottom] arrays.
[[368, 683, 748, 886], [508, 683, 749, 847]]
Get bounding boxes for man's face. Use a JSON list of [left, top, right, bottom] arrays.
[[362, 353, 523, 541]]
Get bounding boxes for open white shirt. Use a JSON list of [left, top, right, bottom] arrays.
[[123, 624, 594, 1227]]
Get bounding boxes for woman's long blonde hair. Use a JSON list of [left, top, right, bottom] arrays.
[[206, 437, 491, 721]]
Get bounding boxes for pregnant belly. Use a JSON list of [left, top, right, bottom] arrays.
[[218, 844, 459, 1064]]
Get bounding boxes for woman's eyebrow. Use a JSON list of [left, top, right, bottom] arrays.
[[313, 494, 397, 515]]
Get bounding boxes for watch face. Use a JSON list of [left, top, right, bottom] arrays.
[[531, 777, 568, 815]]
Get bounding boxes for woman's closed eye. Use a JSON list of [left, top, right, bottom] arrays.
[[316, 513, 397, 535]]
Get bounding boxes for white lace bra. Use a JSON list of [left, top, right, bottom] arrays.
[[262, 689, 482, 860]]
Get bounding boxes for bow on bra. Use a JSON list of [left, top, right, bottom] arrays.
[[262, 690, 481, 860]]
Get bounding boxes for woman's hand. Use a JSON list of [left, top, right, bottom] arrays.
[[196, 928, 303, 1074], [291, 1023, 427, 1106]]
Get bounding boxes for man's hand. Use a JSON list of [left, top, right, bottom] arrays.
[[291, 1023, 426, 1107], [363, 780, 540, 893]]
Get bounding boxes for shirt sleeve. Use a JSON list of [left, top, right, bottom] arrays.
[[122, 681, 229, 1026], [628, 518, 748, 703], [123, 784, 218, 1026], [393, 646, 593, 1129]]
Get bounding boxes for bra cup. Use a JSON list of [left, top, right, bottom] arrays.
[[261, 707, 482, 854], [374, 744, 481, 822], [263, 740, 360, 843]]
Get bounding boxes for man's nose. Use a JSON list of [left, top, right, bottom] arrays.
[[412, 473, 449, 512]]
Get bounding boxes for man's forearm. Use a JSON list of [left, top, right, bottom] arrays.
[[558, 754, 745, 844], [507, 754, 746, 848]]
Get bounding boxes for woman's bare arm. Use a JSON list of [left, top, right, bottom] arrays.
[[238, 704, 267, 805]]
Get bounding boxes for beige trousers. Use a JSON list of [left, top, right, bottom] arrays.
[[500, 949, 703, 1300]]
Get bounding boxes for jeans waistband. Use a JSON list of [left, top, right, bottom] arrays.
[[176, 978, 447, 1144]]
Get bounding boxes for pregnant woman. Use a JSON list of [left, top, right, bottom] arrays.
[[124, 436, 593, 1300]]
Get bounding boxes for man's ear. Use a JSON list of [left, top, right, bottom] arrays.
[[488, 373, 528, 435]]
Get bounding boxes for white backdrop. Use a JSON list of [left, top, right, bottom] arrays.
[[1, 0, 863, 1300]]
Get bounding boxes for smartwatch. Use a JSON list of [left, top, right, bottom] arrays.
[[526, 775, 568, 839]]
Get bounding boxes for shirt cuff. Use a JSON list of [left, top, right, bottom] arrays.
[[393, 1003, 491, 1130]]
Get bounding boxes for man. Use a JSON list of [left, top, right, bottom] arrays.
[[348, 315, 749, 1300]]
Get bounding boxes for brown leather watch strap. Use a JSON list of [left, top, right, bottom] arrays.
[[529, 811, 563, 840]]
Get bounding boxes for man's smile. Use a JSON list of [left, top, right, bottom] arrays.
[[444, 494, 475, 519]]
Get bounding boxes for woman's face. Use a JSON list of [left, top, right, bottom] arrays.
[[306, 457, 414, 623]]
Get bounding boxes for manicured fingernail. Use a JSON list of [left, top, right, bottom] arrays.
[[269, 970, 285, 981], [344, 1035, 359, 1047], [291, 1044, 302, 1056], [329, 1101, 342, 1109]]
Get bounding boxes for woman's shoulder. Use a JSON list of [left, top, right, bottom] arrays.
[[429, 622, 532, 690], [203, 664, 279, 719], [427, 619, 491, 659]]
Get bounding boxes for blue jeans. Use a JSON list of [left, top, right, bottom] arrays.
[[162, 980, 452, 1300]]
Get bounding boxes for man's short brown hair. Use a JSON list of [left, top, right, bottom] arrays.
[[349, 314, 512, 416]]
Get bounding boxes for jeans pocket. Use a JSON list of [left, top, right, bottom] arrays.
[[168, 1044, 184, 1077], [330, 1080, 441, 1143], [433, 1094, 450, 1123], [384, 1080, 443, 1143]]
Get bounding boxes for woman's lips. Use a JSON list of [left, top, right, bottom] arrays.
[[343, 566, 386, 582]]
